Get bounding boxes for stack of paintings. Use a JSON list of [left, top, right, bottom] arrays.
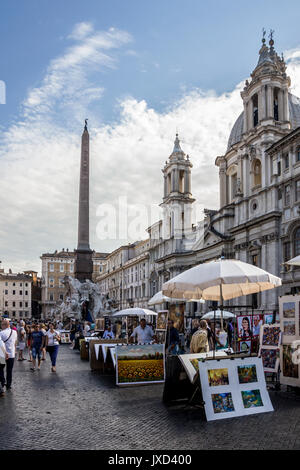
[[258, 324, 281, 373], [279, 296, 300, 387], [155, 311, 168, 345], [237, 314, 263, 354], [179, 351, 230, 384], [198, 357, 273, 421]]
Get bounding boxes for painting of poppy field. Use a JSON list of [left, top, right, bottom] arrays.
[[116, 344, 165, 385]]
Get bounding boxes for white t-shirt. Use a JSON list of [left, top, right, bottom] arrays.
[[46, 330, 60, 346], [0, 328, 18, 359]]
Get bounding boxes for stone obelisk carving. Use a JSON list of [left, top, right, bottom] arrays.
[[74, 120, 93, 282]]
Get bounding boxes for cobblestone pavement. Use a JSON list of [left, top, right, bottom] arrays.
[[1, 346, 300, 450]]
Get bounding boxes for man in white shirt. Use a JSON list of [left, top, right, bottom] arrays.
[[130, 319, 154, 344], [102, 325, 115, 340], [0, 319, 18, 390]]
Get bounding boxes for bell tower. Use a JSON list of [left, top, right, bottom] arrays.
[[241, 29, 291, 134], [160, 134, 194, 239]]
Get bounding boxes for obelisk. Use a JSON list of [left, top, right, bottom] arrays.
[[74, 119, 93, 282]]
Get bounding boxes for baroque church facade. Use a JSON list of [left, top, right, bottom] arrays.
[[97, 34, 300, 315], [147, 34, 300, 315]]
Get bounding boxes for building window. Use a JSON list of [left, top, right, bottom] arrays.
[[296, 181, 300, 201], [19, 302, 22, 307], [49, 278, 54, 288], [25, 302, 28, 308], [59, 294, 64, 301], [274, 89, 279, 121], [49, 293, 54, 301], [252, 254, 258, 266], [284, 153, 289, 169], [277, 160, 281, 176], [5, 290, 8, 295], [4, 301, 8, 307], [19, 291, 22, 295], [12, 301, 15, 307], [294, 228, 300, 256], [252, 94, 258, 127], [285, 185, 291, 206], [12, 290, 15, 295], [60, 264, 64, 272], [5, 282, 8, 286], [25, 291, 28, 296], [49, 263, 54, 272]]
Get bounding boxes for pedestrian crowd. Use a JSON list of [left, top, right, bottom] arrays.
[[0, 317, 64, 397]]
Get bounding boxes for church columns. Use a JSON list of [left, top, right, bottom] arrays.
[[267, 85, 274, 118], [278, 89, 284, 121], [248, 99, 253, 129], [242, 155, 250, 197], [283, 88, 289, 122], [164, 175, 167, 198], [244, 101, 249, 132], [219, 167, 227, 208]]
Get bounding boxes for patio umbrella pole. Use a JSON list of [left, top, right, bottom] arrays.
[[220, 283, 224, 331]]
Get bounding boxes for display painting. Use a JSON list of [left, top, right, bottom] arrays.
[[169, 304, 185, 333], [282, 344, 299, 379], [237, 315, 253, 341], [241, 389, 264, 408], [283, 302, 295, 319], [155, 330, 166, 345], [237, 364, 258, 384], [116, 344, 165, 386], [156, 311, 168, 331], [207, 368, 229, 387], [211, 393, 234, 414], [261, 325, 281, 347], [260, 348, 279, 372]]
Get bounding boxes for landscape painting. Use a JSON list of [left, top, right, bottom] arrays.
[[211, 393, 235, 414], [207, 368, 229, 387], [241, 389, 264, 408], [283, 321, 296, 336], [237, 364, 258, 384], [116, 344, 165, 385], [283, 302, 295, 318]]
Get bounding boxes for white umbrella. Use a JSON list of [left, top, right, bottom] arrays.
[[202, 310, 235, 320], [162, 259, 281, 302], [285, 255, 300, 266], [148, 290, 205, 306], [162, 258, 281, 329], [112, 307, 157, 317]]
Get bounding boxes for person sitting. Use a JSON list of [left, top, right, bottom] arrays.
[[102, 325, 115, 340], [190, 320, 209, 353]]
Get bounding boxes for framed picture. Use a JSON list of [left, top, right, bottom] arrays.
[[252, 314, 264, 337], [237, 315, 254, 341], [198, 357, 274, 421], [169, 304, 185, 333], [96, 318, 105, 331], [279, 296, 299, 343], [259, 348, 279, 373], [155, 330, 166, 345], [156, 311, 168, 331], [264, 314, 274, 325], [116, 344, 165, 386], [179, 350, 230, 384], [280, 344, 300, 386], [238, 340, 252, 354], [259, 324, 281, 349]]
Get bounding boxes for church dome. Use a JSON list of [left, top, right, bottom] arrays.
[[227, 93, 300, 151]]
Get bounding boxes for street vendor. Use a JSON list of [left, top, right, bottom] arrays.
[[130, 318, 154, 344]]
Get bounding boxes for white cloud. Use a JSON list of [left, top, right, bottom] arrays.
[[1, 36, 300, 275]]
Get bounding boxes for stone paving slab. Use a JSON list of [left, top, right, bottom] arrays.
[[0, 346, 300, 450]]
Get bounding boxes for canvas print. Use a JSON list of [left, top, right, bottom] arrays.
[[260, 348, 279, 372], [237, 316, 253, 340], [252, 315, 263, 337], [283, 302, 295, 318], [261, 325, 281, 347], [241, 389, 264, 408], [116, 344, 165, 385], [207, 368, 229, 387], [155, 330, 166, 344], [169, 304, 185, 333], [156, 311, 168, 331], [238, 364, 258, 384], [211, 393, 235, 414], [282, 345, 299, 378], [96, 318, 105, 331], [283, 321, 296, 336], [264, 314, 273, 325], [239, 340, 252, 353]]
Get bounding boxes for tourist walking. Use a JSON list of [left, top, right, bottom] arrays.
[[45, 323, 61, 372], [17, 320, 26, 361], [39, 323, 47, 361], [0, 319, 18, 390], [0, 336, 6, 397], [165, 319, 180, 355], [30, 324, 45, 371]]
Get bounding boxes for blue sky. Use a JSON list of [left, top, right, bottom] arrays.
[[2, 1, 300, 274], [2, 0, 300, 128]]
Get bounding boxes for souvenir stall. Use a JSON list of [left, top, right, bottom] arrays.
[[162, 258, 282, 419]]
